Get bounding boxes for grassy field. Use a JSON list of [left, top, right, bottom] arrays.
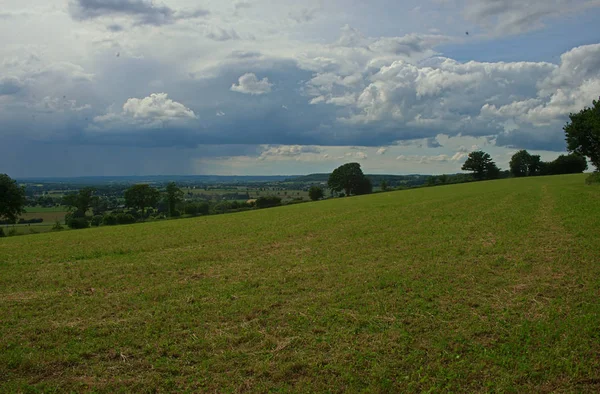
[[1, 174, 599, 392]]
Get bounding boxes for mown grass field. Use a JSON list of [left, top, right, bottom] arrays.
[[1, 174, 599, 392]]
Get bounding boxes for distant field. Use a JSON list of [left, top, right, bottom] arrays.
[[1, 175, 599, 392], [23, 205, 68, 213], [20, 210, 68, 224]]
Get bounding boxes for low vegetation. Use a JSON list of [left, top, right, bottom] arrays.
[[1, 174, 599, 391]]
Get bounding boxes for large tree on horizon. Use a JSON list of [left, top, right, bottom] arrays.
[[328, 162, 371, 196], [461, 151, 500, 180]]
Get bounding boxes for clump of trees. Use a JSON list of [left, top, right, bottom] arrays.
[[461, 151, 501, 180], [510, 150, 587, 177], [124, 184, 160, 217], [328, 163, 372, 196]]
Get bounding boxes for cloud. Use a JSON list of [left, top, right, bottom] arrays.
[[92, 93, 197, 130], [464, 0, 600, 35], [259, 145, 322, 160], [231, 73, 273, 95], [289, 7, 321, 23], [376, 147, 388, 155], [206, 27, 240, 41], [0, 76, 24, 95], [68, 0, 209, 26]]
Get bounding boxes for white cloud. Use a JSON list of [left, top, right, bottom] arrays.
[[92, 93, 196, 130], [231, 73, 273, 95], [376, 147, 388, 155]]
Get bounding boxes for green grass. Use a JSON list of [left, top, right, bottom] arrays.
[[1, 175, 599, 392]]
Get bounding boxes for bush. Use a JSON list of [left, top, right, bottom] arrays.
[[116, 213, 136, 225], [51, 220, 64, 231], [308, 186, 324, 201], [171, 210, 181, 218], [67, 217, 89, 229], [102, 214, 118, 226], [197, 202, 209, 215], [586, 172, 600, 185], [0, 228, 5, 237], [91, 215, 103, 227], [255, 196, 282, 209], [184, 203, 198, 215]]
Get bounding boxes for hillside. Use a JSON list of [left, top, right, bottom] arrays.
[[1, 174, 599, 392]]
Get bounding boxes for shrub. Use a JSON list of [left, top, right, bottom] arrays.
[[116, 213, 136, 225], [0, 228, 5, 237], [67, 217, 89, 229], [171, 210, 181, 218], [102, 214, 118, 226], [184, 204, 198, 215], [91, 215, 103, 227], [255, 196, 282, 209], [586, 172, 600, 185], [51, 220, 64, 231], [308, 186, 324, 201], [197, 202, 209, 215]]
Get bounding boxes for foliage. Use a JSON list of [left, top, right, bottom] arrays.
[[328, 162, 372, 196], [0, 227, 5, 237], [102, 214, 118, 226], [510, 150, 542, 177], [124, 184, 160, 216], [540, 154, 588, 175], [585, 172, 600, 184], [564, 99, 600, 170], [91, 215, 103, 227], [62, 187, 97, 216], [166, 182, 184, 217], [255, 196, 282, 209], [116, 213, 136, 225], [380, 180, 388, 191], [354, 176, 373, 195], [0, 173, 27, 224], [308, 186, 324, 201], [461, 151, 500, 180], [51, 220, 64, 231], [67, 217, 89, 229]]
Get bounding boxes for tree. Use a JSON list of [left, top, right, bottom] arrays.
[[509, 150, 532, 177], [355, 176, 373, 195], [124, 184, 160, 217], [509, 150, 543, 177], [165, 182, 184, 217], [380, 180, 388, 191], [328, 162, 371, 196], [0, 174, 27, 224], [63, 187, 97, 216], [308, 186, 324, 201], [462, 151, 500, 180], [565, 99, 600, 170]]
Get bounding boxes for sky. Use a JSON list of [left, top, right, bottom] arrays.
[[1, 0, 600, 177]]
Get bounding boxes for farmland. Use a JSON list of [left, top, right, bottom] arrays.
[[1, 174, 599, 391]]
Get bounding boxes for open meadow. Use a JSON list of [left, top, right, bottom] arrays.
[[1, 174, 599, 392]]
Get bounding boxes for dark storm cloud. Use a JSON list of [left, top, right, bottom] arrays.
[[0, 76, 24, 95], [68, 0, 209, 26]]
